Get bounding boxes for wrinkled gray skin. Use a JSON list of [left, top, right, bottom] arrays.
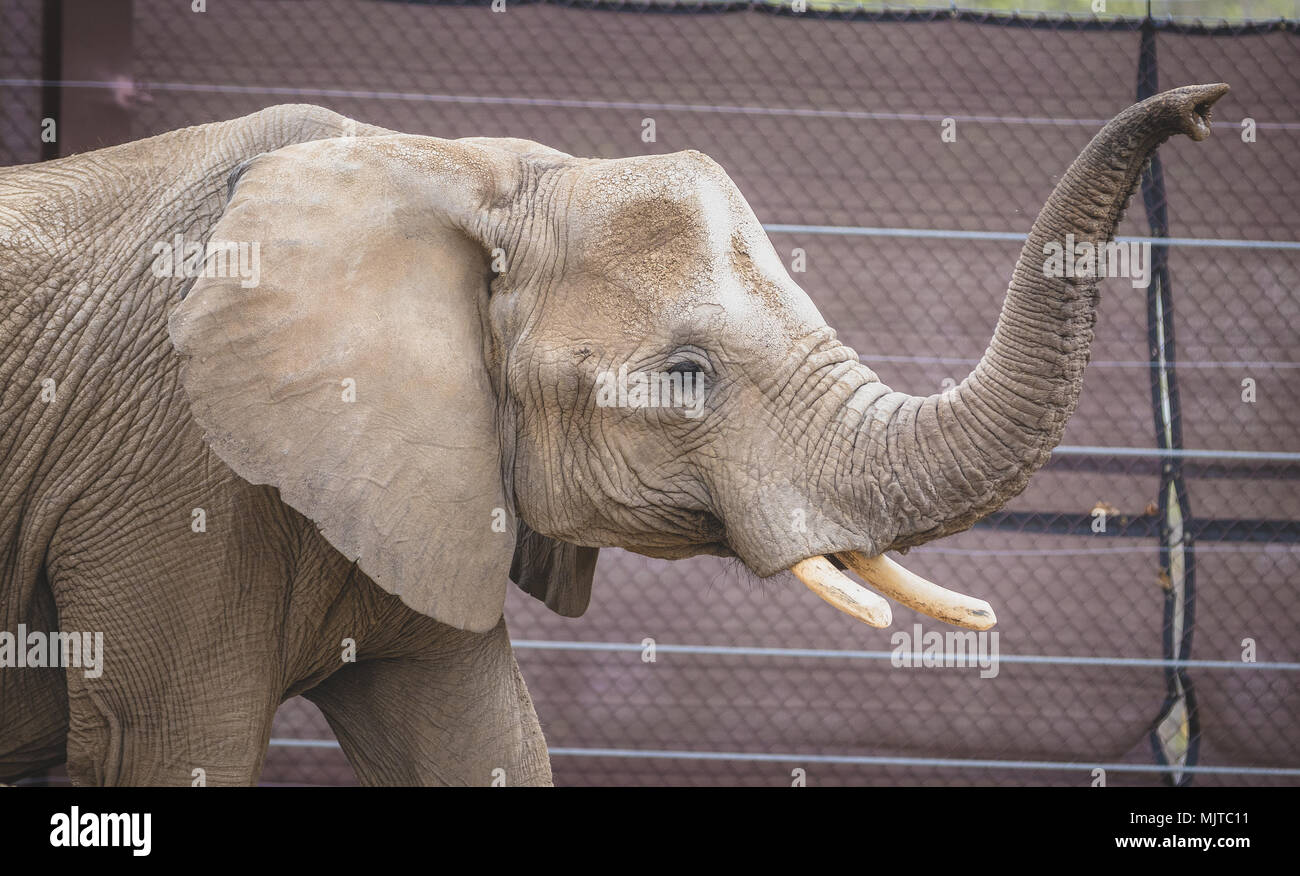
[[0, 85, 1225, 785]]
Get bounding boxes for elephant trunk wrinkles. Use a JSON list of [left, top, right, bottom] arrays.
[[860, 84, 1228, 552]]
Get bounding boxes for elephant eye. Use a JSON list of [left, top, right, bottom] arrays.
[[667, 360, 703, 377]]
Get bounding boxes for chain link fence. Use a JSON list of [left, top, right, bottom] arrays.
[[3, 0, 1297, 786]]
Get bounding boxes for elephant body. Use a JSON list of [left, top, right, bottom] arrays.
[[0, 85, 1227, 785], [0, 106, 549, 785]]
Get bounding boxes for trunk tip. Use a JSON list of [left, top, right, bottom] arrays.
[[1164, 82, 1230, 142]]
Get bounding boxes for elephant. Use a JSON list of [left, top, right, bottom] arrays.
[[0, 83, 1227, 786]]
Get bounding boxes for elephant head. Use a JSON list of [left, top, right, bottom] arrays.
[[169, 84, 1228, 634]]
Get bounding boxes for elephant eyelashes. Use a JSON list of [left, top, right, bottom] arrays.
[[667, 360, 703, 377]]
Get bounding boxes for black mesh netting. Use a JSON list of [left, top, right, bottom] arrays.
[[3, 0, 1296, 786]]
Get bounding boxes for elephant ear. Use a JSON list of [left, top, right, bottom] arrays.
[[510, 525, 599, 618], [169, 134, 521, 633]]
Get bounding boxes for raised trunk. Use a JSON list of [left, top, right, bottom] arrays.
[[866, 84, 1228, 551]]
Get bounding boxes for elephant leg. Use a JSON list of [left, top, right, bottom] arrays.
[[305, 619, 552, 786], [61, 671, 277, 787], [52, 575, 283, 786], [0, 677, 67, 782], [0, 575, 69, 783], [46, 483, 293, 786], [0, 669, 67, 783], [55, 569, 281, 786]]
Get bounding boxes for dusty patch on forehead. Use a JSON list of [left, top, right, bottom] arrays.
[[575, 155, 721, 242], [559, 150, 822, 344], [567, 154, 735, 305]]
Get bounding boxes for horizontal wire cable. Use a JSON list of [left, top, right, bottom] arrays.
[[1053, 445, 1300, 461], [869, 354, 1300, 369], [543, 748, 1300, 775], [509, 639, 1300, 670], [3, 76, 1299, 131], [914, 543, 1299, 555], [763, 223, 1300, 249], [260, 738, 1300, 775]]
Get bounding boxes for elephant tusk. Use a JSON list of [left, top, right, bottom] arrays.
[[790, 556, 892, 628], [835, 551, 997, 631]]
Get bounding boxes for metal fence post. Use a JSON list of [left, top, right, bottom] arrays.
[[1137, 15, 1201, 788]]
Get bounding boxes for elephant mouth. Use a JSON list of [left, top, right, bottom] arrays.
[[787, 551, 997, 632]]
